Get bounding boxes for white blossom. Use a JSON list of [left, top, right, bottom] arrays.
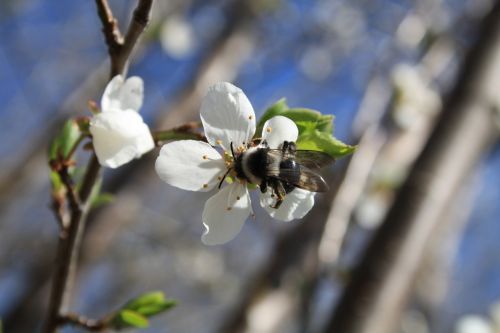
[[155, 82, 316, 245], [90, 75, 155, 168], [455, 315, 493, 333]]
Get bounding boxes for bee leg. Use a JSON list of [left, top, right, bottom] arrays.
[[272, 196, 284, 209], [271, 180, 286, 209], [259, 180, 267, 194]]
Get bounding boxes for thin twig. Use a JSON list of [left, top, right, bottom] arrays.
[[58, 313, 108, 332], [152, 121, 206, 145], [42, 1, 154, 332], [94, 0, 123, 57], [116, 0, 153, 75], [65, 134, 86, 161], [59, 167, 82, 221], [50, 193, 68, 230]]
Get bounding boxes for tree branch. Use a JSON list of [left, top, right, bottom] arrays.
[[94, 0, 123, 57], [42, 1, 154, 332]]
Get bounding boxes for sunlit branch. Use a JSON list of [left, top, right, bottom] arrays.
[[41, 1, 154, 332], [152, 122, 206, 145]]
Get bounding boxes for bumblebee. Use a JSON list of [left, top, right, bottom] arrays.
[[228, 140, 334, 209]]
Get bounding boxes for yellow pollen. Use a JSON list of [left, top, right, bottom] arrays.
[[266, 127, 272, 133], [202, 155, 208, 160], [203, 184, 208, 188], [216, 139, 223, 145]]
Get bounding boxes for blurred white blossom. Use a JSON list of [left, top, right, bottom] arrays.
[[160, 15, 195, 59], [90, 75, 154, 168], [456, 315, 493, 333], [391, 64, 441, 129]]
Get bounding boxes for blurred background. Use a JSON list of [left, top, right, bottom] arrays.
[[0, 0, 499, 332]]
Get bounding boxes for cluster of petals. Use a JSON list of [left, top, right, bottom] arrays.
[[155, 82, 315, 245], [90, 75, 155, 168]]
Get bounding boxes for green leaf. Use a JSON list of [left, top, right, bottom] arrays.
[[256, 99, 355, 159], [49, 120, 82, 160], [50, 170, 63, 192], [123, 291, 177, 318], [256, 99, 334, 136], [297, 130, 356, 158], [256, 98, 289, 134], [281, 108, 333, 134], [113, 310, 149, 329], [91, 192, 114, 208], [134, 300, 177, 316], [125, 292, 166, 311]]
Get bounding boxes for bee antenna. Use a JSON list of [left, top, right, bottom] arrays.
[[218, 168, 232, 189]]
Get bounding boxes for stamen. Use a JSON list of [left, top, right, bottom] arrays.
[[248, 115, 253, 120], [202, 183, 208, 188], [266, 127, 272, 133], [217, 176, 223, 180], [216, 139, 223, 145], [226, 207, 232, 211], [227, 184, 236, 208], [202, 155, 208, 160], [236, 196, 240, 200]]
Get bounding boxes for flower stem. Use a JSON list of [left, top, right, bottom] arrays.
[[152, 122, 205, 145]]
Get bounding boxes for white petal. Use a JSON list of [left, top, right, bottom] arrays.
[[261, 116, 298, 149], [155, 140, 226, 192], [260, 188, 315, 222], [101, 75, 144, 112], [202, 183, 251, 245], [200, 82, 256, 151], [90, 110, 154, 168], [456, 316, 493, 333]]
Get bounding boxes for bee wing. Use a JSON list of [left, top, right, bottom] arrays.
[[265, 149, 331, 192], [294, 150, 335, 169], [275, 166, 330, 192], [266, 149, 335, 168]]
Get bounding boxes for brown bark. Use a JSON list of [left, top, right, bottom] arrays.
[[322, 2, 500, 333]]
